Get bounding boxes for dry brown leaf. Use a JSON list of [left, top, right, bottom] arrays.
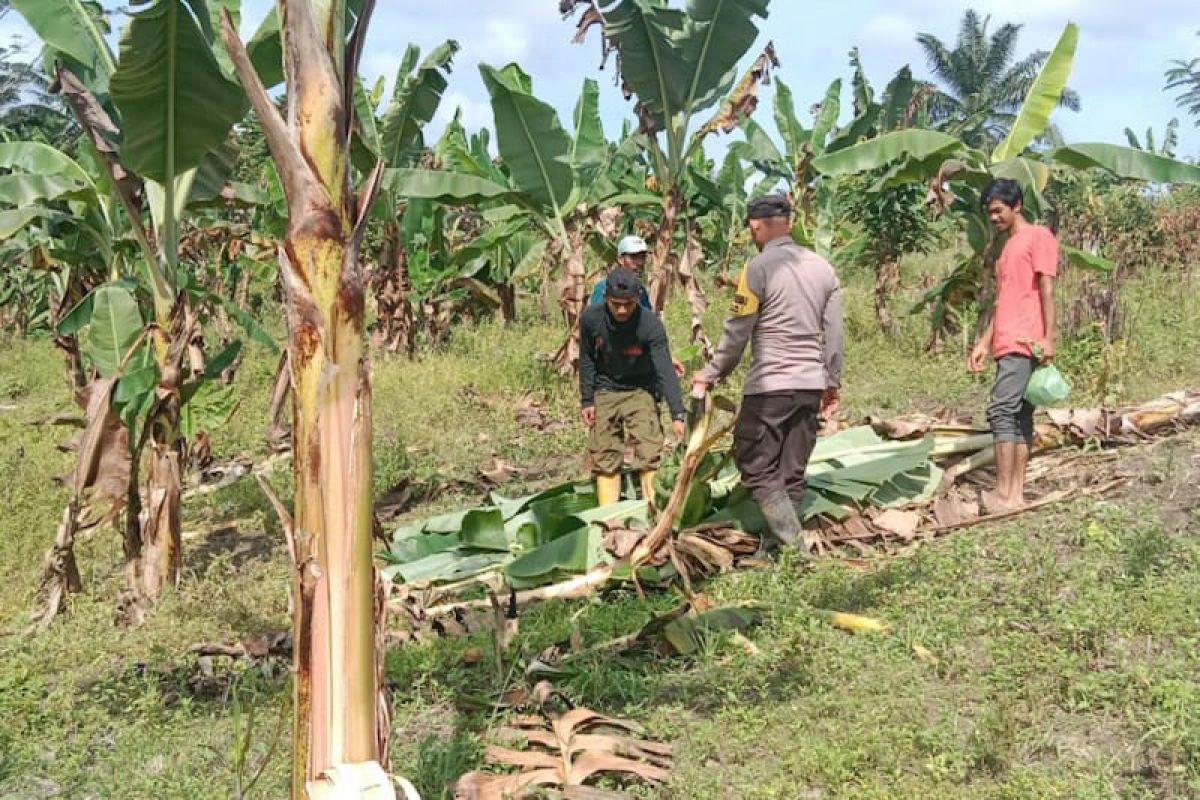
[[695, 42, 779, 137], [871, 509, 921, 540], [516, 391, 570, 433], [480, 457, 523, 486], [600, 522, 644, 560], [455, 687, 672, 798], [932, 490, 980, 528]]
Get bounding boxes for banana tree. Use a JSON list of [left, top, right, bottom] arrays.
[[733, 50, 932, 255], [12, 0, 251, 614], [219, 1, 395, 794], [562, 0, 776, 312], [1123, 118, 1180, 157], [390, 66, 647, 371], [351, 39, 459, 355], [812, 22, 1200, 348]]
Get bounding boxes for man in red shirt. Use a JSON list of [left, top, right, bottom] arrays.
[[968, 179, 1058, 511]]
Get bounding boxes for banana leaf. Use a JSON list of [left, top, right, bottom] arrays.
[[663, 606, 763, 655]]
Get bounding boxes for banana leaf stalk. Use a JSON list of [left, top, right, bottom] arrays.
[[629, 393, 736, 568]]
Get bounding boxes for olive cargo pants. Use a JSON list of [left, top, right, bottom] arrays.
[[588, 389, 664, 474]]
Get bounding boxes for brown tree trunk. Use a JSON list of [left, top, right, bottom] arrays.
[[648, 189, 681, 313], [679, 231, 713, 358], [498, 283, 517, 325], [552, 221, 587, 374], [371, 220, 416, 357], [874, 258, 900, 335], [222, 4, 389, 792], [127, 300, 194, 611]]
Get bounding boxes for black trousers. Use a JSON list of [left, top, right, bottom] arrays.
[[733, 390, 824, 503]]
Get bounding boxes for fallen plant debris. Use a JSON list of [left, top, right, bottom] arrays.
[[191, 630, 293, 661], [453, 681, 673, 799], [515, 391, 570, 434], [383, 389, 1200, 629]]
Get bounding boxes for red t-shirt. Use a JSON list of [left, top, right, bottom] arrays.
[[992, 224, 1058, 359]]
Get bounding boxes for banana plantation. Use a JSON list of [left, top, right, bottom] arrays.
[[2, 1, 1200, 798]]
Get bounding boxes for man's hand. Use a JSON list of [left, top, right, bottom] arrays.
[[672, 359, 686, 379], [581, 406, 596, 427], [690, 372, 711, 397], [1019, 337, 1055, 364], [967, 342, 989, 373], [672, 419, 686, 441], [820, 387, 841, 422]]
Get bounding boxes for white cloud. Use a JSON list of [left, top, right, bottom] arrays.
[[430, 89, 493, 136], [862, 13, 918, 48], [470, 17, 532, 66]]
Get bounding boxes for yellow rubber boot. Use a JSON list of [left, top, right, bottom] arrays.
[[595, 473, 621, 506], [639, 470, 657, 508]]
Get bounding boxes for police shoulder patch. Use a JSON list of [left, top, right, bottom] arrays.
[[731, 263, 760, 317]]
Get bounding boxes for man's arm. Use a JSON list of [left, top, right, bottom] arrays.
[[1033, 229, 1058, 363], [696, 260, 762, 385], [968, 307, 995, 373], [646, 321, 686, 421], [578, 314, 597, 410], [1037, 273, 1056, 363], [822, 278, 844, 389]]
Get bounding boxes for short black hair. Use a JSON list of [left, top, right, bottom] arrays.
[[746, 194, 792, 220], [605, 267, 642, 300], [981, 178, 1023, 210]]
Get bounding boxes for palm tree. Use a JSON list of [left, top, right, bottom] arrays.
[[1165, 31, 1200, 126], [916, 9, 1080, 150]]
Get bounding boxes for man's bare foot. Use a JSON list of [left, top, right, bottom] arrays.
[[981, 489, 1025, 514]]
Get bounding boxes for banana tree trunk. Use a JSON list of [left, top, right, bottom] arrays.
[[551, 222, 587, 374], [50, 272, 88, 392], [498, 283, 517, 325], [648, 188, 681, 313], [371, 220, 416, 357], [874, 258, 900, 335], [221, 3, 389, 794], [129, 298, 194, 607]]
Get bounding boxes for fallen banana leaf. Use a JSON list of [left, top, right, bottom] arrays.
[[454, 689, 672, 799], [662, 605, 763, 655]]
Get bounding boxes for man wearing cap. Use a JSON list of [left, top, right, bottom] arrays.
[[589, 235, 653, 310], [580, 267, 687, 507], [693, 194, 844, 556]]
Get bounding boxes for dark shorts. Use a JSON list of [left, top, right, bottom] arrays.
[[733, 390, 824, 503], [588, 389, 664, 474], [988, 354, 1036, 445]]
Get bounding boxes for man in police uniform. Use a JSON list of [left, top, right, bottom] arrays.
[[692, 195, 844, 554]]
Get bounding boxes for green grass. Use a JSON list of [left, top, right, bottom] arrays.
[[2, 260, 1200, 798]]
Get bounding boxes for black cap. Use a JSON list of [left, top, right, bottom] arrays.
[[746, 194, 792, 220], [605, 267, 642, 300]]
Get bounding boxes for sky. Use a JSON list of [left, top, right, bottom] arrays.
[[2, 1, 1197, 158]]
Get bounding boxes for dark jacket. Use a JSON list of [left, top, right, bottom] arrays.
[[579, 303, 685, 420]]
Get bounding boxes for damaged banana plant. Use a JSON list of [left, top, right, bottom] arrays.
[[10, 0, 254, 622], [562, 0, 776, 343], [219, 1, 394, 796]]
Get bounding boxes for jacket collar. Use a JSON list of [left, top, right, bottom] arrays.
[[764, 235, 793, 252]]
